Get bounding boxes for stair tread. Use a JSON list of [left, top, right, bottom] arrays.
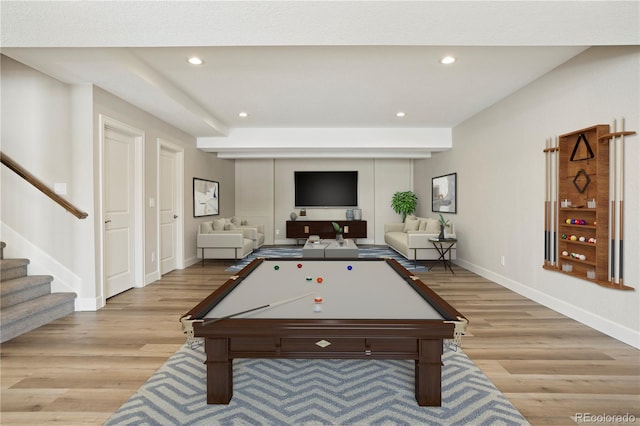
[[0, 259, 30, 268], [1, 275, 53, 293], [1, 293, 77, 324], [0, 259, 31, 281]]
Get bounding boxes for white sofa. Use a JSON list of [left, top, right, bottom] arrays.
[[384, 216, 456, 261], [197, 217, 265, 262]]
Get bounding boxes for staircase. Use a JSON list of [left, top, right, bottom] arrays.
[[0, 241, 77, 343]]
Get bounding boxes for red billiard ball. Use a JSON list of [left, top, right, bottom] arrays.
[[297, 263, 303, 269]]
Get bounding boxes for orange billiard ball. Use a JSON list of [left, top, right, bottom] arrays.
[[316, 277, 323, 284]]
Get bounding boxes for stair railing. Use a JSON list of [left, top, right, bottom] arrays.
[[0, 151, 88, 219]]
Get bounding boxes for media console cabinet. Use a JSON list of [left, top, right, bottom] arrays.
[[286, 220, 367, 242]]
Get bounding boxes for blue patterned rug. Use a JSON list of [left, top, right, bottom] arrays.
[[226, 246, 427, 272], [106, 344, 529, 425]]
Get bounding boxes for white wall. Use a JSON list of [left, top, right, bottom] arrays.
[[1, 55, 97, 308], [416, 46, 640, 348], [1, 56, 233, 310], [92, 87, 235, 272], [234, 158, 414, 245]]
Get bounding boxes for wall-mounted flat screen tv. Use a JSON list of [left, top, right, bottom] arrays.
[[294, 171, 358, 208]]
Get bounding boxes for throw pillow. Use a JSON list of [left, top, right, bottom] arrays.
[[212, 218, 226, 231], [224, 223, 237, 231], [200, 221, 213, 234], [403, 219, 420, 232], [424, 217, 440, 234], [231, 216, 242, 225]]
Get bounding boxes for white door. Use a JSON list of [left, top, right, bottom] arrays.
[[160, 148, 178, 274], [104, 127, 136, 298]]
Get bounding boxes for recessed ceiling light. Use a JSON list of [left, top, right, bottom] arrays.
[[396, 111, 406, 118], [187, 56, 204, 65], [238, 112, 249, 118], [440, 56, 456, 65]]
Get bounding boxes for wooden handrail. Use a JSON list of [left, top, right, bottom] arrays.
[[1, 151, 88, 219]]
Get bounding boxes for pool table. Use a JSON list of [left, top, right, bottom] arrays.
[[181, 257, 467, 406]]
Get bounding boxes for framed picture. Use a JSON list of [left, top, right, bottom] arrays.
[[432, 173, 457, 214], [193, 178, 219, 217]]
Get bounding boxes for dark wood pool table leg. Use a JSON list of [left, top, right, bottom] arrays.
[[415, 339, 444, 406], [205, 338, 233, 404]]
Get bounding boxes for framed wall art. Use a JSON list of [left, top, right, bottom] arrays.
[[193, 177, 219, 217], [432, 173, 457, 214]]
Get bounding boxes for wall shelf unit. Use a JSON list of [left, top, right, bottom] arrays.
[[543, 124, 635, 291]]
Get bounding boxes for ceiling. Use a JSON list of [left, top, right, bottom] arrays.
[[2, 1, 638, 158]]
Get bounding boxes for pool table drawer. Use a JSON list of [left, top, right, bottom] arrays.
[[280, 338, 419, 355], [367, 338, 418, 354], [230, 337, 278, 353], [229, 337, 419, 357], [281, 338, 365, 353]]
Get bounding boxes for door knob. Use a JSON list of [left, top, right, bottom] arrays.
[[105, 219, 112, 224], [174, 215, 179, 219]]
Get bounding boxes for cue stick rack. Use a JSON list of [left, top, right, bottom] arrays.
[[543, 119, 636, 290]]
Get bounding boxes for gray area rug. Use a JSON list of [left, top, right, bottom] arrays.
[[105, 344, 530, 425], [226, 246, 428, 272]]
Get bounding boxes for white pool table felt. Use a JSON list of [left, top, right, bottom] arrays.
[[204, 259, 444, 320]]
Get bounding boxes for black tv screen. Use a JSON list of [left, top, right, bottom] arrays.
[[295, 171, 358, 208]]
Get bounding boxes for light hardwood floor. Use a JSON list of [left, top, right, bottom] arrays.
[[1, 258, 638, 425]]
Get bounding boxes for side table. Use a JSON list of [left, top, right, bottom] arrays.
[[428, 237, 457, 274]]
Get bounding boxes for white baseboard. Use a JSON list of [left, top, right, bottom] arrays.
[[185, 256, 200, 268], [454, 258, 640, 349], [75, 297, 102, 311], [145, 271, 161, 285]]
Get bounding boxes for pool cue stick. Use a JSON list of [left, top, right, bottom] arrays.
[[614, 119, 621, 285], [608, 120, 616, 283], [543, 138, 559, 267], [202, 292, 314, 325], [544, 138, 550, 265], [617, 117, 625, 285], [551, 136, 560, 268]]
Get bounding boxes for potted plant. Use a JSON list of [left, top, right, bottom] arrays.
[[438, 214, 450, 239], [332, 222, 344, 245], [391, 191, 418, 222]]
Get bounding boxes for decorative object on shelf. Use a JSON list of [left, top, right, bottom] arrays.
[[193, 178, 219, 217], [299, 208, 306, 216], [542, 120, 636, 291], [345, 209, 354, 220], [572, 169, 591, 193], [438, 214, 451, 239], [569, 133, 595, 161], [332, 221, 344, 245], [391, 191, 418, 222], [290, 212, 298, 221], [432, 173, 457, 213], [353, 208, 362, 220]]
